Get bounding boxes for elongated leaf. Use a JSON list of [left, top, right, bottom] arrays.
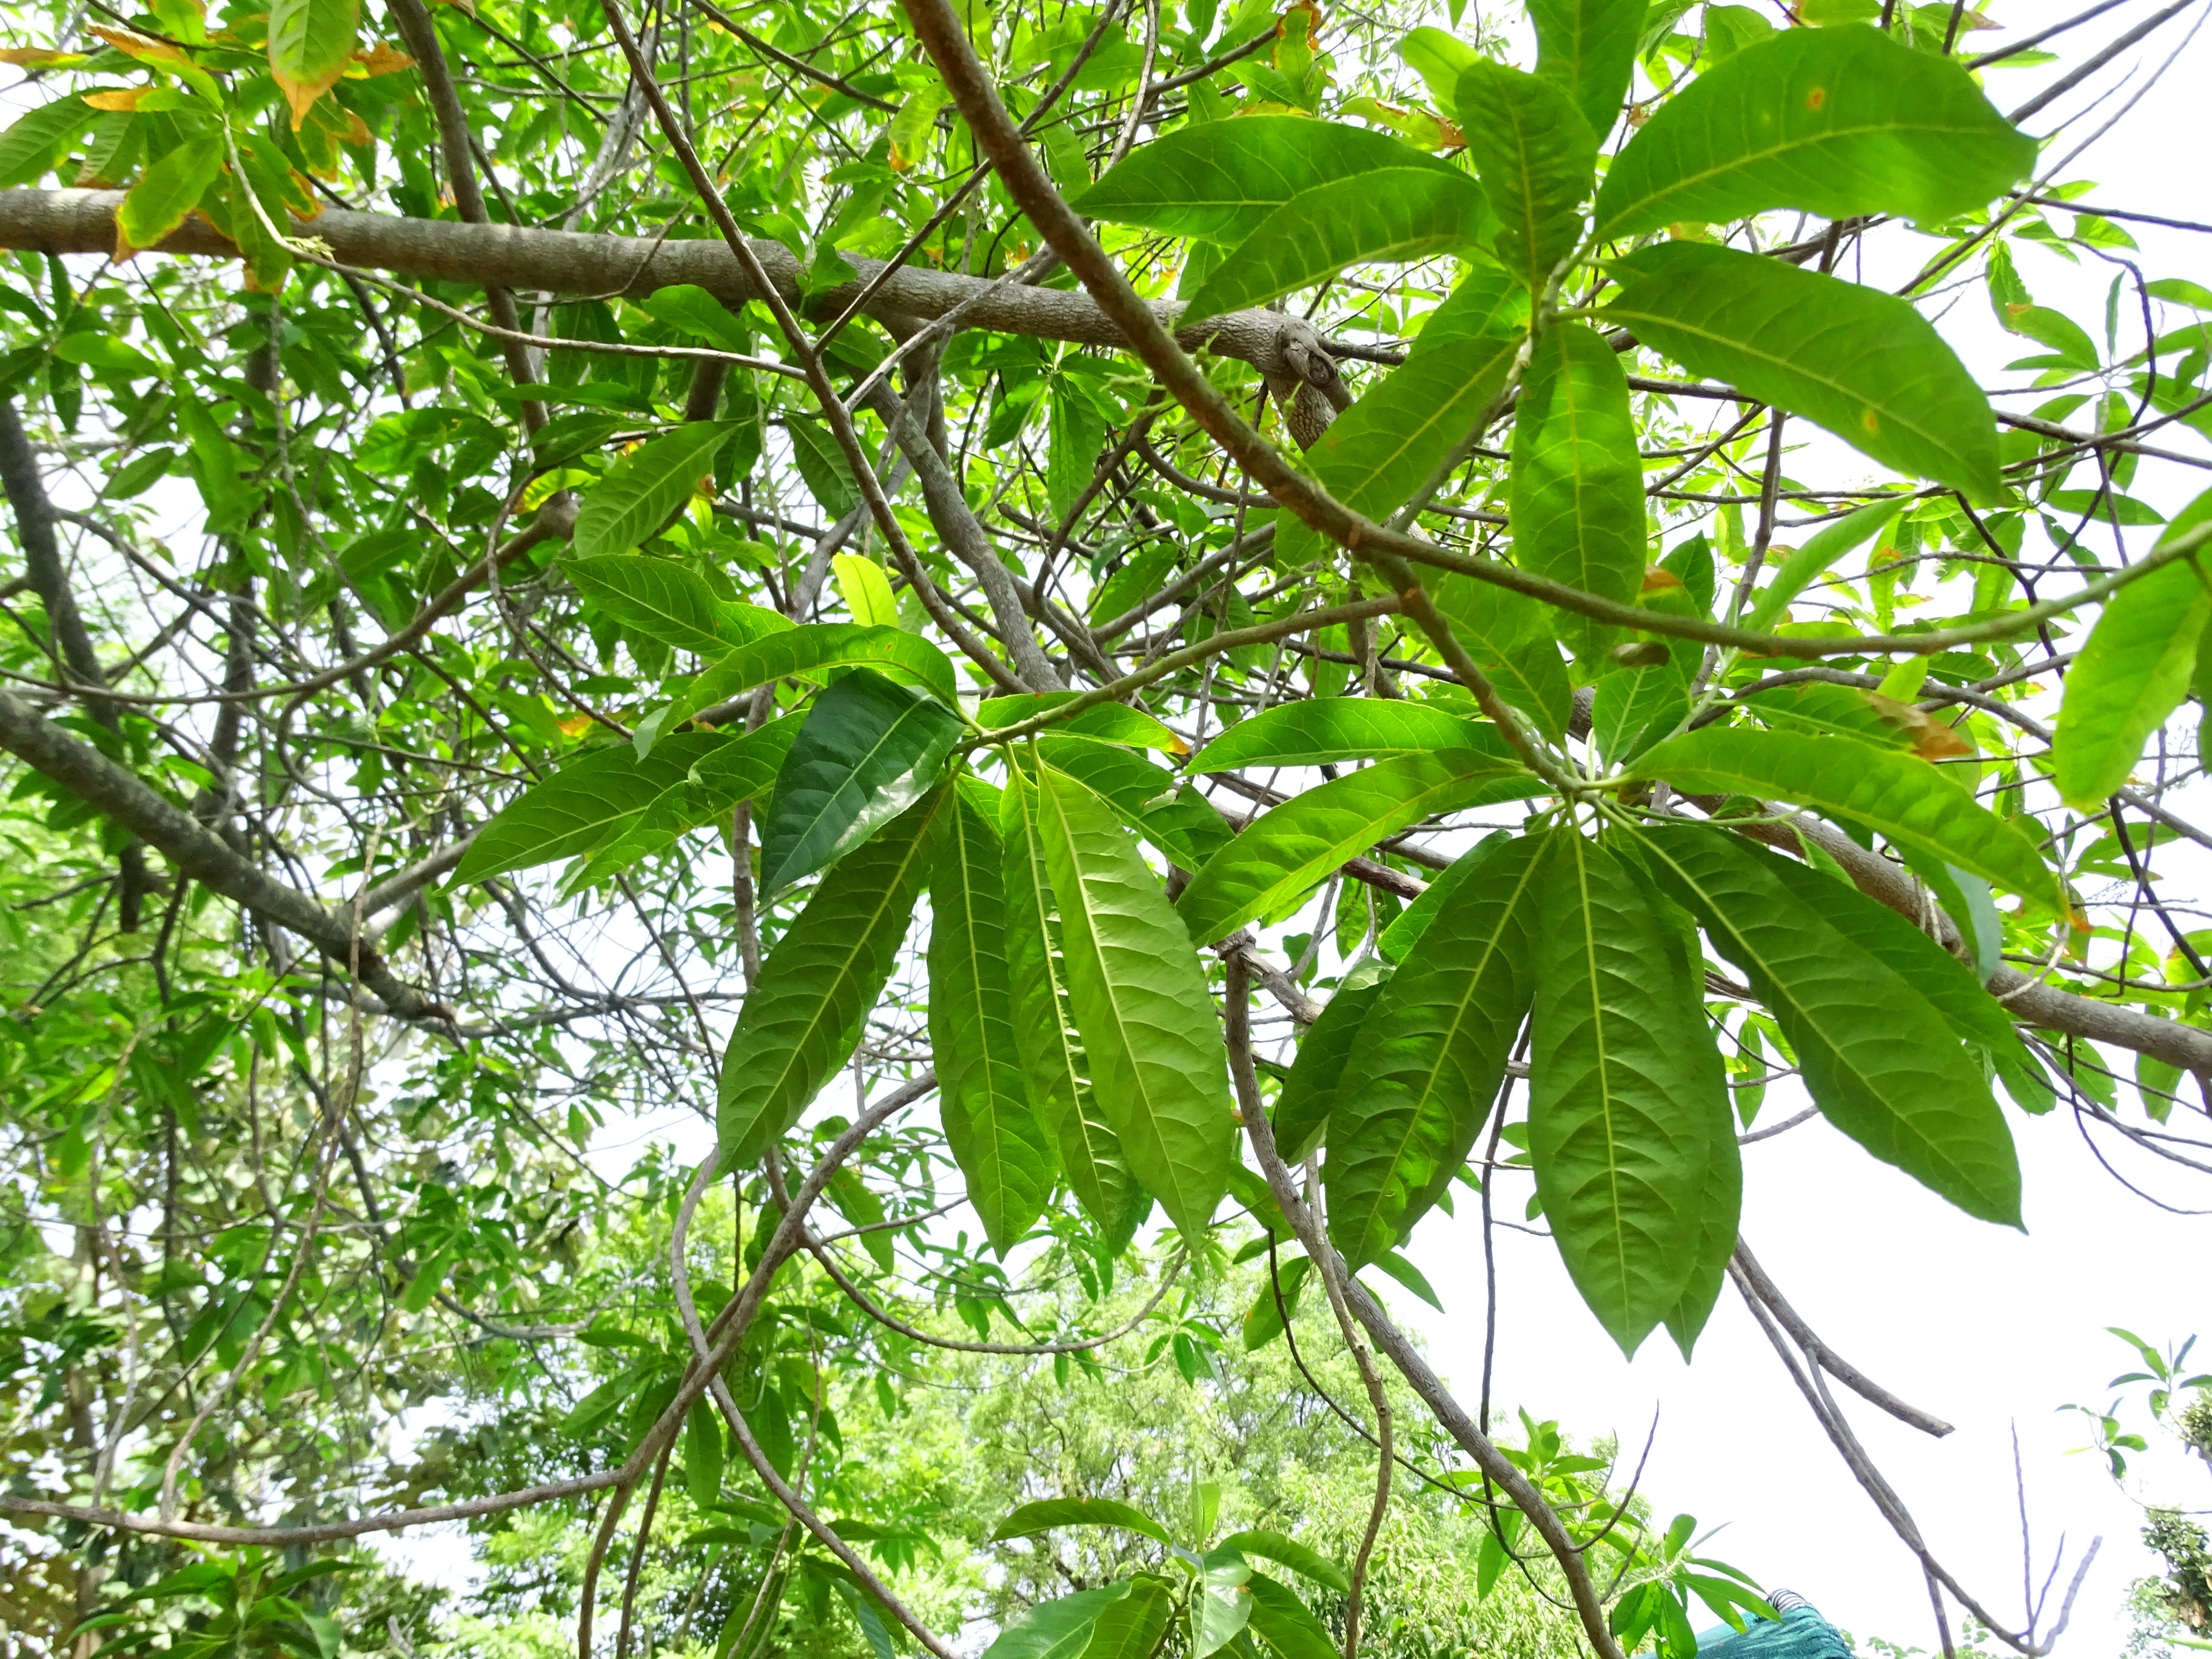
[[1034, 734, 1233, 872], [984, 1590, 1131, 1659], [1754, 847, 2053, 1114], [1078, 115, 1466, 244], [267, 0, 358, 125], [114, 130, 223, 255], [1193, 1547, 1254, 1658], [1629, 725, 2060, 910], [1218, 1533, 1350, 1595], [1241, 1253, 1310, 1350], [1245, 1574, 1338, 1659], [717, 786, 944, 1165], [930, 786, 1056, 1253], [1740, 497, 1908, 633], [833, 552, 900, 628], [1510, 322, 1643, 660], [1378, 831, 1508, 963], [787, 415, 859, 517], [1181, 169, 1488, 322], [573, 421, 731, 559], [1034, 762, 1235, 1238], [1189, 698, 1504, 771], [2053, 494, 2212, 809], [1327, 834, 1543, 1267], [1081, 1580, 1176, 1659], [1398, 27, 1481, 110], [1640, 826, 2022, 1226], [1176, 751, 1541, 945], [1530, 0, 1643, 137], [567, 555, 787, 657], [1593, 24, 2035, 240], [978, 695, 1184, 752], [1529, 831, 1729, 1355], [677, 623, 959, 720], [1272, 963, 1392, 1162], [1454, 62, 1595, 295], [1606, 243, 2000, 503], [993, 1496, 1173, 1546], [758, 668, 965, 895], [1428, 572, 1575, 741], [0, 96, 98, 189], [685, 1397, 723, 1509], [572, 716, 800, 887], [1002, 766, 1146, 1236], [458, 729, 780, 882], [1275, 269, 1527, 572]]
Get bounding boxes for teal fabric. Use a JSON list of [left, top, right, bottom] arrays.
[[1695, 1601, 1849, 1659]]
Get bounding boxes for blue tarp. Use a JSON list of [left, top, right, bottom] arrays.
[[1695, 1595, 1850, 1659]]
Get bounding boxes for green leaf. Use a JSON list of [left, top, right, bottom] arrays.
[[568, 555, 788, 657], [1192, 1547, 1254, 1658], [1510, 322, 1644, 660], [1629, 726, 2061, 911], [1188, 697, 1507, 771], [1034, 761, 1236, 1238], [1034, 734, 1233, 872], [717, 787, 944, 1165], [573, 423, 732, 560], [1398, 27, 1482, 110], [677, 623, 959, 720], [1529, 831, 1733, 1356], [992, 1496, 1174, 1546], [1079, 1580, 1176, 1659], [1240, 1253, 1310, 1350], [929, 785, 1057, 1253], [787, 415, 860, 518], [1740, 497, 1908, 633], [1753, 844, 2053, 1114], [983, 1589, 1132, 1659], [1217, 1533, 1350, 1595], [758, 668, 965, 895], [833, 553, 900, 628], [1640, 826, 2022, 1226], [1605, 243, 2001, 503], [1272, 963, 1392, 1162], [1245, 1574, 1338, 1659], [1592, 24, 2036, 240], [1176, 751, 1541, 945], [0, 97, 99, 189], [1181, 169, 1489, 321], [457, 727, 790, 883], [1453, 62, 1595, 294], [977, 695, 1185, 752], [685, 1397, 725, 1509], [1274, 267, 1527, 572], [267, 0, 358, 125], [571, 717, 800, 888], [637, 283, 754, 351], [1428, 572, 1576, 741], [115, 130, 223, 254], [1325, 833, 1543, 1267], [2053, 493, 2212, 809], [1078, 115, 1467, 244], [1591, 662, 1688, 765], [1378, 833, 1504, 964], [1529, 0, 1644, 137], [1048, 378, 1110, 525], [1002, 766, 1147, 1237]]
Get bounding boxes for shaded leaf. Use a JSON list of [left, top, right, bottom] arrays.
[[1529, 0, 1644, 137], [573, 422, 732, 559], [568, 555, 787, 657], [1272, 962, 1393, 1162], [1453, 61, 1595, 294]]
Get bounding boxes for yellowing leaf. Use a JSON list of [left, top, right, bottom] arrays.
[[351, 41, 415, 74], [0, 47, 88, 66], [83, 88, 155, 112], [267, 0, 360, 127]]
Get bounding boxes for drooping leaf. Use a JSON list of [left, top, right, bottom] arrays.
[[567, 555, 788, 657], [1377, 831, 1507, 964], [1274, 268, 1527, 572], [1033, 762, 1236, 1238], [572, 421, 732, 559], [1510, 322, 1644, 660], [1079, 1578, 1176, 1659], [1398, 27, 1482, 111], [833, 552, 900, 628], [992, 1496, 1174, 1546], [982, 1589, 1132, 1659], [1176, 751, 1541, 945], [1181, 169, 1489, 321], [1529, 0, 1644, 138], [1640, 825, 2022, 1227], [571, 716, 800, 888], [1077, 115, 1467, 244], [1592, 24, 2036, 240], [1218, 1532, 1351, 1595], [1001, 766, 1145, 1237], [1188, 697, 1507, 771], [757, 668, 965, 895], [1629, 725, 2062, 911], [717, 786, 945, 1165], [1191, 1546, 1255, 1658], [787, 415, 859, 517], [1048, 378, 1110, 525], [113, 130, 223, 256], [2053, 494, 2212, 809], [1326, 833, 1543, 1267], [1427, 571, 1576, 741], [1740, 497, 1909, 633], [1272, 962, 1393, 1162], [1453, 62, 1595, 295], [1034, 734, 1233, 872], [267, 0, 358, 126], [676, 622, 960, 721], [685, 1398, 724, 1509], [1528, 831, 1731, 1355], [1245, 1574, 1339, 1659], [1241, 1253, 1311, 1350], [930, 784, 1057, 1253], [1606, 243, 2002, 503]]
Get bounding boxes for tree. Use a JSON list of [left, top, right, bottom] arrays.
[[0, 0, 2204, 1651]]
